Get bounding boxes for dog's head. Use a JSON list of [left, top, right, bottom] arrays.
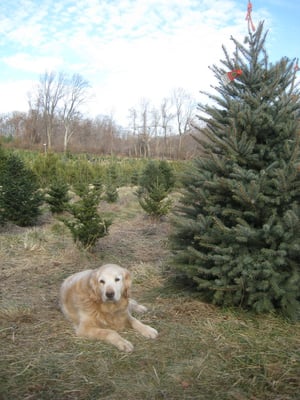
[[90, 264, 132, 303]]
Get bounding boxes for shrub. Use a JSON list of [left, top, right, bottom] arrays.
[[31, 152, 61, 187], [46, 181, 70, 214], [61, 186, 111, 249], [105, 163, 119, 203], [105, 185, 119, 203], [0, 154, 43, 226], [138, 180, 172, 220], [139, 160, 175, 193], [137, 160, 175, 220]]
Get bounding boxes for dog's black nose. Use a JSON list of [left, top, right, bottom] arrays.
[[106, 291, 115, 299]]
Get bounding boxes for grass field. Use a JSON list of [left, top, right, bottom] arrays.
[[0, 187, 299, 400]]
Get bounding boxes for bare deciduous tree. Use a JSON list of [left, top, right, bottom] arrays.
[[23, 109, 39, 145], [0, 112, 26, 139], [171, 88, 195, 157], [137, 99, 152, 157], [36, 71, 66, 149], [128, 99, 152, 157], [160, 97, 174, 158], [61, 74, 90, 153], [150, 106, 161, 156], [28, 71, 90, 151], [128, 107, 138, 156]]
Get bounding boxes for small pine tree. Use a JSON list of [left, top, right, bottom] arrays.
[[105, 162, 119, 203], [107, 163, 118, 186], [45, 181, 70, 214], [170, 22, 300, 319], [46, 180, 70, 214], [62, 186, 111, 249], [0, 154, 43, 226], [131, 170, 140, 186], [157, 160, 176, 191], [105, 184, 119, 203], [139, 160, 175, 193], [137, 160, 175, 220], [138, 180, 172, 220]]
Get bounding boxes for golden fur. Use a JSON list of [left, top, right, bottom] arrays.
[[60, 264, 158, 352]]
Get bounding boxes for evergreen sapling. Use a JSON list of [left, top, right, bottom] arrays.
[[0, 154, 43, 226], [61, 185, 111, 249], [46, 180, 70, 214], [137, 160, 175, 220]]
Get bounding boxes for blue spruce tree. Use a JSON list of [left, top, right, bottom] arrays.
[[170, 22, 300, 319]]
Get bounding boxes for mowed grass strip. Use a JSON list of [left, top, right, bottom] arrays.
[[0, 188, 299, 400]]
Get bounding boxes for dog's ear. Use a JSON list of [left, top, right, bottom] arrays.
[[123, 269, 132, 298], [89, 270, 101, 301]]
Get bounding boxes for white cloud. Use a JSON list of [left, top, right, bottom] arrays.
[[3, 53, 63, 74], [0, 0, 272, 125], [0, 80, 33, 113]]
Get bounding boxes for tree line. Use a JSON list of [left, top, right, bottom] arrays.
[[0, 71, 203, 159]]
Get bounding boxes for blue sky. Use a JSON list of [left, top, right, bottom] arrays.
[[0, 0, 299, 125]]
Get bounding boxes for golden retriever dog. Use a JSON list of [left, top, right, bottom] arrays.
[[60, 264, 158, 352]]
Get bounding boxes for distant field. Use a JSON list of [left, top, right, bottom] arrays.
[[0, 187, 299, 400]]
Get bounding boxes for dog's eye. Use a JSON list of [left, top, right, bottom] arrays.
[[115, 277, 120, 282], [100, 279, 105, 284]]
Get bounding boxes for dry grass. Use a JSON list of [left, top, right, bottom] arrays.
[[0, 188, 299, 400]]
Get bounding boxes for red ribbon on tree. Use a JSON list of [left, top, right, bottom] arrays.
[[221, 69, 243, 86], [245, 1, 255, 32]]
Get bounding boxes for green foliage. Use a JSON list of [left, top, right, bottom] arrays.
[[31, 152, 62, 186], [67, 158, 99, 188], [137, 160, 175, 220], [0, 153, 43, 226], [61, 186, 111, 249], [105, 163, 119, 202], [25, 152, 152, 189], [131, 170, 140, 185], [139, 160, 175, 193], [106, 162, 118, 185], [46, 181, 70, 214], [138, 180, 172, 219], [0, 144, 7, 171], [105, 184, 119, 203], [170, 22, 300, 319]]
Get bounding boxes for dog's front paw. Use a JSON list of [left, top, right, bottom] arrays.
[[129, 299, 148, 314], [142, 325, 158, 339], [108, 331, 134, 352], [116, 338, 134, 353], [135, 304, 148, 313]]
